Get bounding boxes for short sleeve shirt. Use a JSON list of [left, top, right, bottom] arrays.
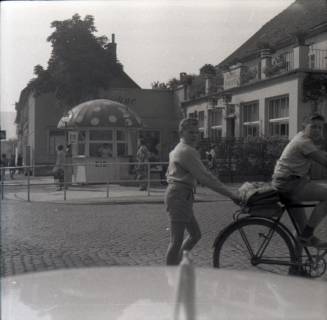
[[273, 131, 319, 178]]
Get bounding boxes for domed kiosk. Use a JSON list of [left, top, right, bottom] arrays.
[[58, 99, 143, 184]]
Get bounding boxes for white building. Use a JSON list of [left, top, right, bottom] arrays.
[[181, 0, 327, 141]]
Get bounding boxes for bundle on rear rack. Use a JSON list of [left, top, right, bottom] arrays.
[[238, 182, 283, 218]]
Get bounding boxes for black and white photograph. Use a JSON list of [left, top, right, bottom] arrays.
[[1, 0, 327, 319]]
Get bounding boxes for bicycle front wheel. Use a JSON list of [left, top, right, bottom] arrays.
[[213, 217, 297, 276]]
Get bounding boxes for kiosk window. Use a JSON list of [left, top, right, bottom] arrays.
[[89, 130, 113, 157], [90, 130, 113, 141], [78, 131, 86, 155], [117, 130, 128, 156], [90, 143, 113, 157]]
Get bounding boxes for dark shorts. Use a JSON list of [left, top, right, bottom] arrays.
[[272, 175, 309, 200], [164, 183, 194, 222]]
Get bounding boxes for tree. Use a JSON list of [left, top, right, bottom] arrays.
[[166, 78, 180, 89], [151, 81, 168, 89], [303, 74, 327, 104], [29, 14, 121, 110], [199, 64, 216, 76]]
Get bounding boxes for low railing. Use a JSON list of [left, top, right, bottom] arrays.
[[0, 161, 168, 202]]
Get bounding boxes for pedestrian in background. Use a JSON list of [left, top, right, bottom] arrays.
[[9, 154, 16, 179], [17, 154, 23, 174], [136, 139, 150, 191], [0, 154, 8, 181], [165, 118, 240, 265], [52, 145, 65, 191], [206, 144, 217, 172]]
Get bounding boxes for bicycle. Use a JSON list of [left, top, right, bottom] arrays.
[[212, 201, 327, 278]]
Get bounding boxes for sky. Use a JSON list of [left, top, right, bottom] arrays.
[[1, 0, 295, 116]]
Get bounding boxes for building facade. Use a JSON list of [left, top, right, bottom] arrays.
[[181, 0, 327, 141], [15, 36, 180, 176]]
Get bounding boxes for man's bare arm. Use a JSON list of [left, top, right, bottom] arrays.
[[308, 150, 327, 167]]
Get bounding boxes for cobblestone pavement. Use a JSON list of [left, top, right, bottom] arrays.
[[1, 199, 326, 281]]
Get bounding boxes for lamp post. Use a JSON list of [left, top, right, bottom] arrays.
[[61, 112, 72, 198]]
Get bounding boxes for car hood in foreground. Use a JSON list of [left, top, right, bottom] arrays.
[[1, 267, 327, 320]]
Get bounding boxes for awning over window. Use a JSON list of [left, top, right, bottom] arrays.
[[57, 99, 143, 129]]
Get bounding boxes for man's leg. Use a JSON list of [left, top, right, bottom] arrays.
[[166, 221, 186, 265], [139, 168, 147, 190], [288, 207, 308, 233], [180, 215, 202, 254], [59, 171, 65, 190], [293, 182, 327, 245], [295, 182, 327, 227]]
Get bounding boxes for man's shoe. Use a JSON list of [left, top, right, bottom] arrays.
[[297, 235, 327, 249]]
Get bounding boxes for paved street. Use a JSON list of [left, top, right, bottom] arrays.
[[1, 196, 327, 280], [0, 198, 237, 276]]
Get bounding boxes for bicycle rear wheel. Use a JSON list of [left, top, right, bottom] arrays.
[[213, 217, 297, 276]]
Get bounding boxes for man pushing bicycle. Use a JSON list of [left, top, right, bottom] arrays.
[[272, 113, 327, 248]]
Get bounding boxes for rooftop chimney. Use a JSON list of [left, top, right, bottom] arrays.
[[107, 33, 117, 62]]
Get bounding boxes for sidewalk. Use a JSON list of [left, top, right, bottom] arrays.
[[1, 174, 240, 204]]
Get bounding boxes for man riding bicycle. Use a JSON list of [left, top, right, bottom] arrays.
[[272, 113, 327, 248]]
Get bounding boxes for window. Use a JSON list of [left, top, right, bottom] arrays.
[[209, 108, 222, 126], [268, 96, 289, 119], [49, 130, 65, 154], [309, 54, 315, 69], [270, 122, 289, 136], [244, 125, 259, 137], [241, 101, 259, 137], [116, 129, 128, 157], [209, 127, 222, 139], [77, 131, 86, 155], [188, 111, 197, 119], [267, 95, 289, 137], [89, 130, 113, 157], [208, 108, 223, 139], [138, 130, 161, 158], [90, 130, 113, 141], [198, 111, 205, 128]]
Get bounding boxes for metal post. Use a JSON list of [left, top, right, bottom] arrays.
[[106, 181, 109, 198], [147, 162, 151, 196], [63, 165, 67, 201], [27, 167, 30, 202], [1, 169, 4, 200]]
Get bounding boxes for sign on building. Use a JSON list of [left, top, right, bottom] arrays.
[[223, 68, 242, 90], [68, 132, 78, 144]]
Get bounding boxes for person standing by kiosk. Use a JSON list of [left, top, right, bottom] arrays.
[[53, 145, 65, 191], [136, 139, 150, 191]]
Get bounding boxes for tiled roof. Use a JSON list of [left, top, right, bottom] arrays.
[[218, 0, 327, 68], [110, 70, 140, 89]]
